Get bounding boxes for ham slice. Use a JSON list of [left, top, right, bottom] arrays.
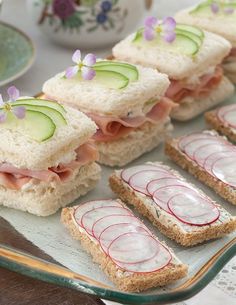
[[224, 47, 236, 64], [0, 141, 98, 190], [88, 97, 174, 142], [228, 47, 236, 58], [166, 66, 223, 103]]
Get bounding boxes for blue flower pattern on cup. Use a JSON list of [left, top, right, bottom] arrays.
[[34, 0, 128, 33]]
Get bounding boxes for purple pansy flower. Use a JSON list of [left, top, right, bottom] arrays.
[[211, 1, 234, 15], [143, 16, 176, 43], [211, 2, 219, 14], [0, 86, 26, 123], [52, 0, 76, 20], [65, 50, 97, 80], [224, 7, 234, 14]]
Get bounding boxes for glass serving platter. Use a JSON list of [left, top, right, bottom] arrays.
[[0, 95, 235, 305]]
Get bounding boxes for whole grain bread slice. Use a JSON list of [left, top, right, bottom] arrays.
[[61, 201, 187, 292], [165, 135, 236, 205], [109, 163, 236, 246], [205, 109, 236, 142]]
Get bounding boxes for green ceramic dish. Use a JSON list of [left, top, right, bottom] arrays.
[[0, 21, 35, 86]]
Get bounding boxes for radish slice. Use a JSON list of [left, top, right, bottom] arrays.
[[193, 143, 232, 167], [204, 151, 236, 176], [178, 133, 216, 151], [92, 214, 144, 241], [218, 104, 236, 123], [128, 170, 174, 195], [153, 185, 198, 213], [147, 177, 185, 196], [121, 164, 169, 183], [222, 110, 236, 129], [99, 223, 149, 254], [212, 156, 236, 187], [108, 233, 172, 273], [108, 232, 160, 264], [81, 206, 132, 236], [73, 199, 122, 227], [167, 193, 220, 226], [184, 138, 226, 160]]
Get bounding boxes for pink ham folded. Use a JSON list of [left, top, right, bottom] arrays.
[[88, 97, 174, 142], [227, 47, 236, 58], [0, 141, 98, 190], [166, 66, 223, 103]]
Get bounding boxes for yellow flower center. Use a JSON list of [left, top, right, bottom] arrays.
[[156, 25, 162, 34], [78, 62, 84, 69], [4, 103, 12, 111]]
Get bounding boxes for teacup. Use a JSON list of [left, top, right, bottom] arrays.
[[27, 0, 154, 49]]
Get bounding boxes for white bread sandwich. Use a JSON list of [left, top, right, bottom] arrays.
[[175, 0, 236, 83], [165, 130, 236, 205], [42, 50, 174, 167], [205, 104, 236, 142], [0, 86, 101, 216], [61, 199, 188, 292], [112, 16, 234, 121], [109, 162, 236, 246]]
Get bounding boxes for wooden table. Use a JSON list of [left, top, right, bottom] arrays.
[[0, 217, 105, 305]]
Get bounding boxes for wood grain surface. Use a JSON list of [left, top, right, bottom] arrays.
[[0, 217, 105, 305]]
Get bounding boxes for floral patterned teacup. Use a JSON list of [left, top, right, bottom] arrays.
[[27, 0, 153, 49]]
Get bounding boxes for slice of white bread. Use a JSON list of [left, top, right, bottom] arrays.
[[112, 31, 231, 80], [61, 199, 188, 292], [109, 163, 236, 247], [0, 163, 101, 216], [175, 7, 236, 46], [98, 119, 172, 167], [165, 132, 236, 205], [205, 108, 236, 142], [175, 7, 236, 84], [42, 65, 170, 117], [0, 106, 97, 170], [170, 76, 234, 121]]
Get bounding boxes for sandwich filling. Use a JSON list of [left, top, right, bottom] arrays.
[[165, 66, 223, 103], [223, 47, 236, 73], [87, 97, 174, 142], [0, 141, 98, 190]]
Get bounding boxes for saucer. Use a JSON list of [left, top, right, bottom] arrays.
[[0, 21, 35, 86]]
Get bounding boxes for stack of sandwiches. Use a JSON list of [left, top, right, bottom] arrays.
[[43, 60, 174, 166], [0, 95, 100, 216], [112, 18, 234, 121], [175, 0, 236, 83]]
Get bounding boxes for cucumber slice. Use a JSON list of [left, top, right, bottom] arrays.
[[95, 60, 136, 68], [13, 98, 66, 115], [94, 70, 129, 89], [94, 61, 138, 81], [133, 28, 200, 56], [136, 33, 199, 56], [190, 1, 236, 16], [190, 0, 212, 14], [167, 33, 199, 55], [12, 104, 67, 127], [176, 24, 204, 39], [2, 110, 56, 142], [175, 28, 203, 48], [133, 28, 143, 42]]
